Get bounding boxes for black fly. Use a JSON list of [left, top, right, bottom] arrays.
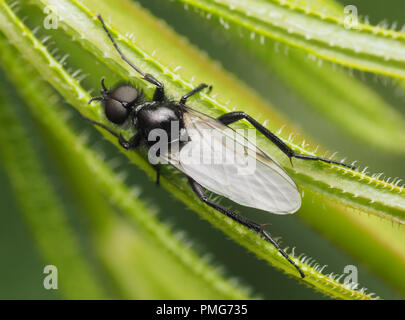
[[86, 15, 355, 278]]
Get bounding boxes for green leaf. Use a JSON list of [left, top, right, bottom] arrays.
[[25, 0, 404, 223], [170, 0, 405, 79], [262, 48, 405, 153], [300, 187, 405, 297], [152, 0, 405, 294], [0, 74, 108, 300], [161, 0, 405, 153], [0, 36, 252, 300], [1, 0, 403, 298]]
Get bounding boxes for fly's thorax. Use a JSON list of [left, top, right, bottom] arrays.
[[136, 102, 185, 147]]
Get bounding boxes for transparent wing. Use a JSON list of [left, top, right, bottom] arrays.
[[164, 107, 301, 214]]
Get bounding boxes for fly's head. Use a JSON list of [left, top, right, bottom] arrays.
[[89, 78, 142, 125]]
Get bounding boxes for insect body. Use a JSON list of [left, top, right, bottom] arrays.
[[87, 15, 355, 278]]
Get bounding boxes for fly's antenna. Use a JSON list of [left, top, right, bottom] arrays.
[[79, 112, 120, 139], [100, 76, 108, 92], [97, 14, 165, 100], [97, 14, 146, 78], [88, 77, 108, 104], [88, 96, 103, 104]]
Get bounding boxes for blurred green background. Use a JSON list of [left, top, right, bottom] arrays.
[[0, 0, 404, 299]]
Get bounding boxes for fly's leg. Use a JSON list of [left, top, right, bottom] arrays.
[[188, 177, 305, 278], [180, 83, 212, 105], [83, 115, 156, 180], [145, 74, 165, 102], [119, 133, 141, 150], [97, 14, 165, 102], [79, 113, 140, 150], [217, 112, 355, 170]]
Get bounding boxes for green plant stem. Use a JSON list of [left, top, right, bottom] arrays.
[[0, 0, 396, 298], [0, 74, 109, 300], [39, 0, 405, 225], [171, 0, 405, 79], [157, 0, 405, 294], [300, 187, 405, 296], [0, 39, 252, 300]]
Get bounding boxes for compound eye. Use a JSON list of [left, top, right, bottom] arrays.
[[105, 98, 129, 124], [110, 85, 139, 104]]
